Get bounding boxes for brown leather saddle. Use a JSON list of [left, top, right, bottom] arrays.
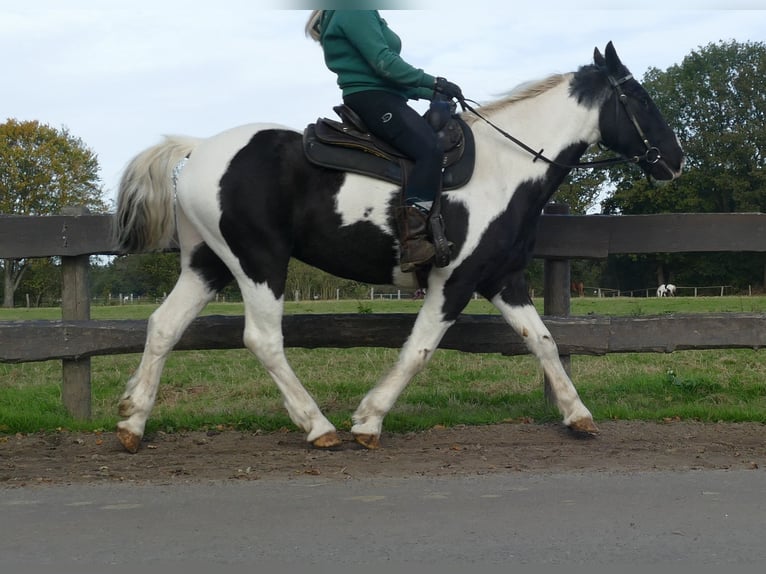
[[303, 104, 475, 191]]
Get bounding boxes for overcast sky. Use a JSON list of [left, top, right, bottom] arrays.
[[3, 2, 765, 207]]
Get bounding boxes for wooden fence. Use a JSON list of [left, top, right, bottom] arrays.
[[2, 206, 766, 419]]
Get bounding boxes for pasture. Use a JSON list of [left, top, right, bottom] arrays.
[[1, 296, 765, 435]]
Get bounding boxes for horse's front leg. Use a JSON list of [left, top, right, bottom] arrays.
[[491, 295, 598, 434], [351, 288, 455, 448]]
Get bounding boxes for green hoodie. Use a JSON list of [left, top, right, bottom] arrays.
[[319, 10, 436, 100]]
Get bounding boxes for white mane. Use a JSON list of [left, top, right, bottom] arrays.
[[464, 74, 570, 125]]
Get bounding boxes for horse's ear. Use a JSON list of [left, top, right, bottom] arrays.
[[593, 46, 605, 67], [604, 41, 622, 70]]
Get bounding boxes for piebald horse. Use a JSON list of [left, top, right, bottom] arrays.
[[113, 42, 683, 452]]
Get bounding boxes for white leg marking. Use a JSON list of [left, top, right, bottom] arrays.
[[240, 281, 336, 442], [491, 297, 593, 426], [117, 269, 215, 440], [352, 289, 453, 438]]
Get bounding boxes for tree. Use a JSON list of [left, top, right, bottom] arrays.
[[18, 258, 61, 307], [555, 147, 611, 215], [104, 253, 181, 300], [0, 119, 107, 307], [285, 259, 370, 300], [602, 40, 766, 290], [605, 40, 766, 215]]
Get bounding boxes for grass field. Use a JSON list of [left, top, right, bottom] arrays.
[[1, 296, 765, 434], [3, 293, 765, 320]]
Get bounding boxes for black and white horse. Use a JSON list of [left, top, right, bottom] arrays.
[[657, 283, 677, 297], [113, 42, 683, 453]]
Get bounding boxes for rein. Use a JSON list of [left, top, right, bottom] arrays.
[[457, 71, 664, 172]]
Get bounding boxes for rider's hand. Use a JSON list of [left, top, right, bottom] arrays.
[[434, 77, 463, 100]]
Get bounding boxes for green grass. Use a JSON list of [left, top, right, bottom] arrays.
[[2, 293, 763, 320], [1, 296, 765, 434]]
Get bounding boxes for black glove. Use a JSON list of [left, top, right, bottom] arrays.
[[434, 77, 463, 100]]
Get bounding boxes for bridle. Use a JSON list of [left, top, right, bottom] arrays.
[[458, 68, 673, 176], [607, 71, 665, 166]]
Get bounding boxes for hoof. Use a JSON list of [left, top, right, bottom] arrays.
[[354, 433, 380, 450], [116, 426, 142, 454], [312, 431, 342, 449], [568, 417, 600, 436]]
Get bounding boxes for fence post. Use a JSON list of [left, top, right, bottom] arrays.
[[542, 203, 572, 380], [60, 206, 92, 419]]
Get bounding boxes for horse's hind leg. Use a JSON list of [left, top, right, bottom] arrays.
[[491, 295, 598, 434], [239, 281, 340, 448], [116, 267, 216, 453]]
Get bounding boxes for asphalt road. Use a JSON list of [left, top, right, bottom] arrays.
[[2, 470, 765, 569]]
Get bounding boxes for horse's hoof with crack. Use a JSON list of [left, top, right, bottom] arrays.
[[568, 418, 600, 436], [117, 427, 142, 454], [354, 433, 380, 449], [312, 431, 342, 449]]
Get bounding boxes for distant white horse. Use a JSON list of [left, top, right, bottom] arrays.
[[657, 283, 676, 297]]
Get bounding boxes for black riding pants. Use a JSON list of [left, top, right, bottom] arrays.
[[344, 90, 443, 204]]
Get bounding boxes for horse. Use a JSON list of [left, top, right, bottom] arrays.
[[571, 280, 585, 298], [112, 42, 684, 453], [657, 283, 676, 297]]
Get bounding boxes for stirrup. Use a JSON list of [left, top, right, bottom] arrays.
[[429, 213, 451, 267]]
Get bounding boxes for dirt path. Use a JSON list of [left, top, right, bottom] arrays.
[[2, 421, 764, 487]]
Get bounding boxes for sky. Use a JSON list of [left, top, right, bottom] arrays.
[[3, 1, 765, 208]]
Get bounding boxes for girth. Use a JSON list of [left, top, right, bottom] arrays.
[[303, 104, 475, 191]]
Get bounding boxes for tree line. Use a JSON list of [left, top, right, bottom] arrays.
[[2, 40, 765, 307], [11, 254, 376, 307]]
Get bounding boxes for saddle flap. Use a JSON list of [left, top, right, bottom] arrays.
[[314, 118, 403, 160]]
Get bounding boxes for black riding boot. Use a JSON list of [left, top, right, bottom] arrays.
[[394, 205, 436, 272]]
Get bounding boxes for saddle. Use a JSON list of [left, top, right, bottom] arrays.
[[303, 103, 475, 191]]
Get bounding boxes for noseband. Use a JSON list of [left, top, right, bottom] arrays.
[[460, 70, 673, 175]]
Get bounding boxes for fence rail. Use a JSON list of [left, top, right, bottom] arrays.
[[2, 208, 766, 419], [3, 211, 766, 259], [2, 313, 764, 365]]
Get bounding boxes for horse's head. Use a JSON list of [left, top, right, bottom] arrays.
[[593, 42, 684, 181]]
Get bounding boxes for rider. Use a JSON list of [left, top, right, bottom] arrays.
[[306, 10, 463, 272]]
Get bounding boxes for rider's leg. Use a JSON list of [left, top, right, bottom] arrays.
[[344, 91, 443, 271]]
